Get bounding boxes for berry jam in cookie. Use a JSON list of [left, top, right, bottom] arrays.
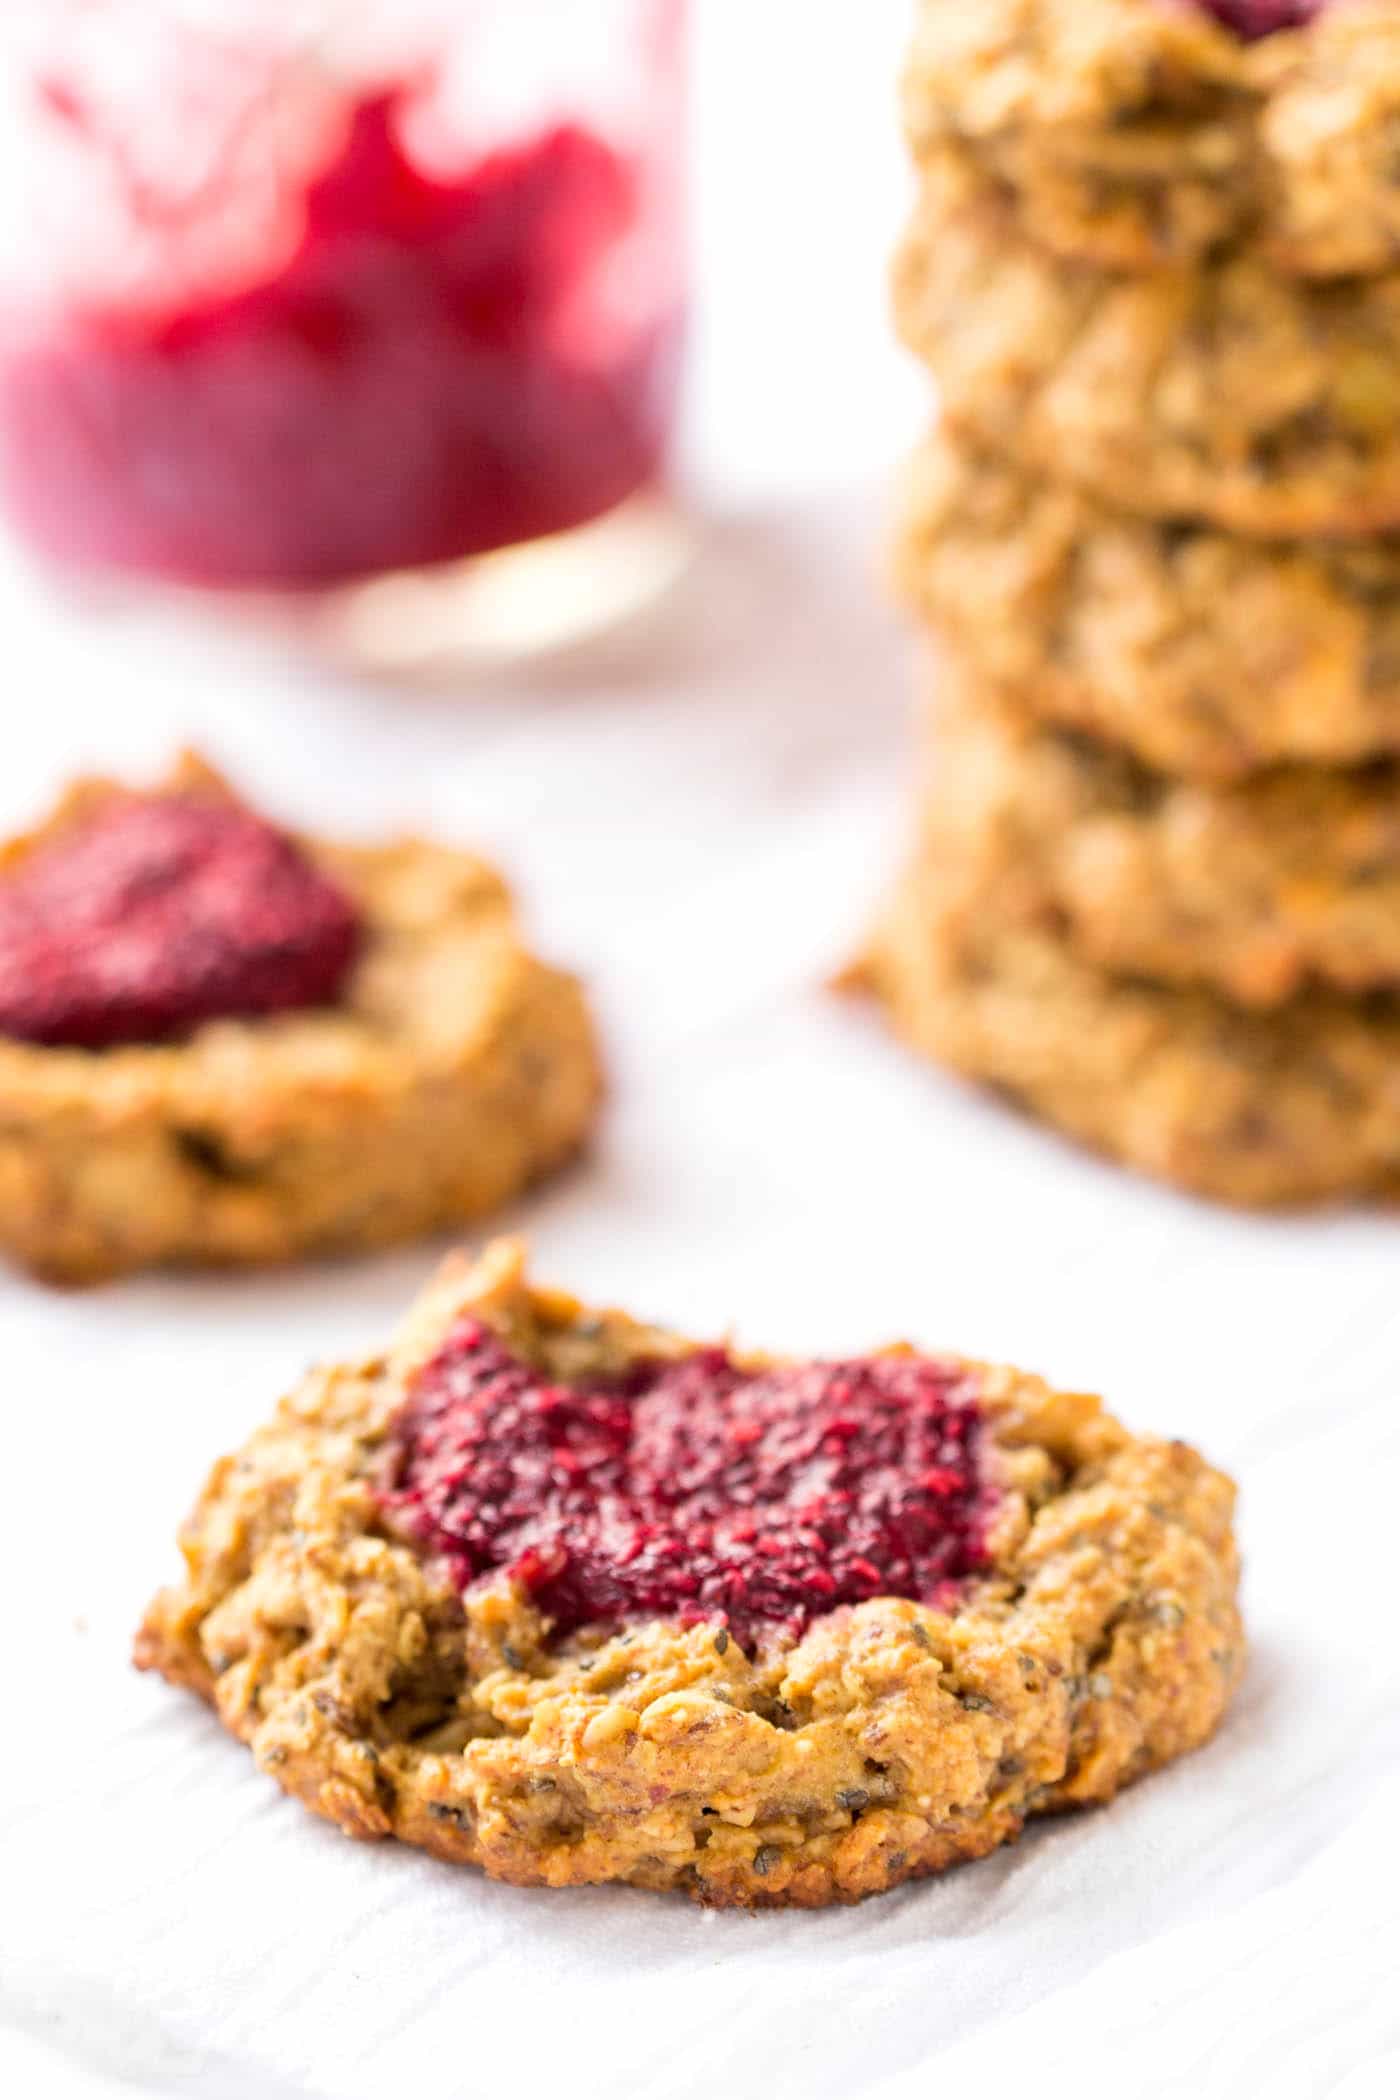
[[383, 1324, 991, 1648], [137, 1241, 1244, 1906], [0, 791, 359, 1048], [0, 761, 599, 1281], [1195, 1, 1321, 38]]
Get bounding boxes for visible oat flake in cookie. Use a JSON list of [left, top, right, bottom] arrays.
[[0, 792, 360, 1048], [136, 1240, 1243, 1907]]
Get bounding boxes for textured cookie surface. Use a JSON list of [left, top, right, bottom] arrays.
[[135, 1240, 1243, 1909], [0, 759, 600, 1281], [923, 682, 1400, 1007], [903, 0, 1400, 276], [896, 430, 1400, 782], [866, 851, 1400, 1208], [894, 158, 1400, 537]]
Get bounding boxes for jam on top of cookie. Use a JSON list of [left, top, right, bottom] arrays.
[[1193, 0, 1323, 38], [0, 792, 360, 1049], [382, 1323, 993, 1648]]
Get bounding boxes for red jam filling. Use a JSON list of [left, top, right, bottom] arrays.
[[0, 793, 360, 1049], [381, 1324, 994, 1649], [1194, 1, 1322, 37], [0, 91, 682, 588]]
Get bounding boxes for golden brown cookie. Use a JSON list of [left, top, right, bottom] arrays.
[[894, 155, 1400, 537], [864, 847, 1400, 1207], [0, 758, 600, 1282], [902, 2, 1400, 278], [894, 429, 1400, 782], [135, 1238, 1243, 1909], [921, 678, 1400, 1007]]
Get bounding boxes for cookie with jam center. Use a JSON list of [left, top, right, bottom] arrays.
[[0, 756, 599, 1281], [136, 1239, 1243, 1908]]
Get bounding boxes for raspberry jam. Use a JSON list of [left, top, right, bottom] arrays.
[[1195, 1, 1322, 37], [0, 88, 682, 589], [0, 794, 360, 1049], [381, 1324, 994, 1649]]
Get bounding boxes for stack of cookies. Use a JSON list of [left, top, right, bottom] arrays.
[[866, 0, 1400, 1206]]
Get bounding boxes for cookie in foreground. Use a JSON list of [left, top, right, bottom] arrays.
[[0, 756, 599, 1281], [894, 429, 1400, 782], [894, 155, 1400, 538], [864, 851, 1400, 1208], [902, 0, 1400, 278], [135, 1239, 1243, 1908]]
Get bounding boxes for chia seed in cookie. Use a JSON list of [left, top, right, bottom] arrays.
[[0, 792, 359, 1048]]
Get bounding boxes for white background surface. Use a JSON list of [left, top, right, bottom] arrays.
[[1, 9, 1396, 2098]]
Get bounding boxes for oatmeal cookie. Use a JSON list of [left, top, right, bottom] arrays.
[[903, 1, 1400, 278], [894, 157, 1400, 537], [922, 679, 1400, 1006], [135, 1238, 1243, 1909], [894, 430, 1400, 782], [0, 757, 599, 1282], [864, 849, 1400, 1207]]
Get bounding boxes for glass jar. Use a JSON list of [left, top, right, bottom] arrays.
[[0, 1, 688, 665]]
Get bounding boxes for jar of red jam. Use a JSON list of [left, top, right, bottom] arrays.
[[0, 2, 687, 663]]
